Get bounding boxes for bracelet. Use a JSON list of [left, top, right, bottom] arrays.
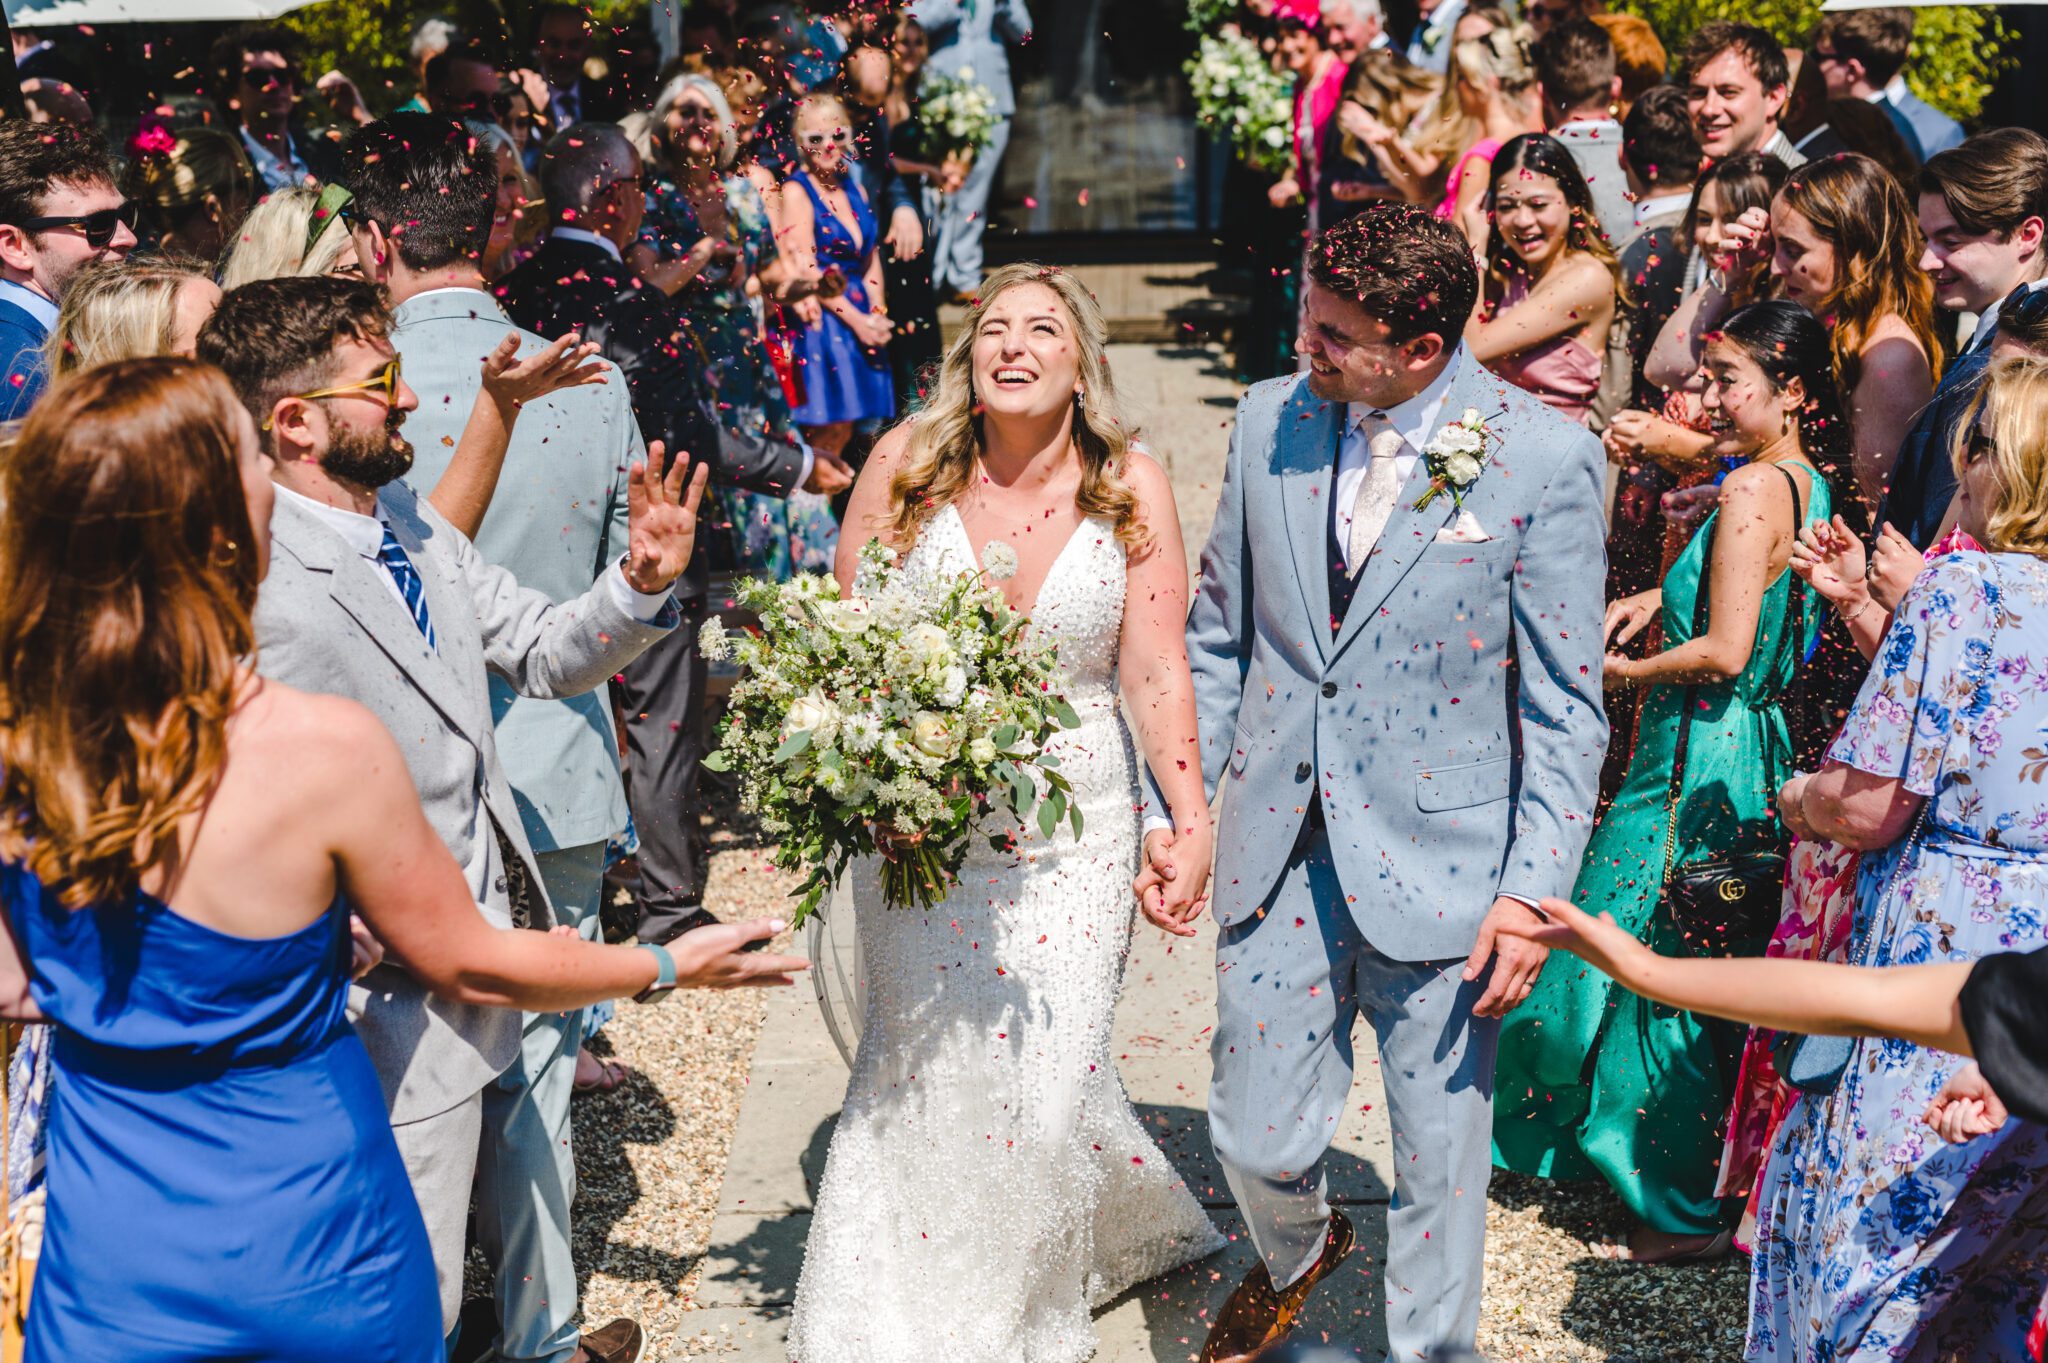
[[1837, 596, 1877, 626]]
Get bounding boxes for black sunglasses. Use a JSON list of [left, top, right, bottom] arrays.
[[2005, 287, 2048, 330], [11, 201, 139, 250], [1964, 424, 1994, 467]]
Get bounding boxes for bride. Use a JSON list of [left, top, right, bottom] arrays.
[[788, 263, 1224, 1361]]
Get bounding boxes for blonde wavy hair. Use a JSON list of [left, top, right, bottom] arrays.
[[0, 359, 259, 909], [1414, 24, 1538, 170], [884, 263, 1149, 556], [45, 259, 204, 380], [1954, 355, 2048, 558], [218, 185, 355, 291]]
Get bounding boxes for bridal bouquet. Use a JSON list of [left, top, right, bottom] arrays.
[[1185, 30, 1293, 176], [920, 70, 1001, 160], [701, 539, 1082, 926]]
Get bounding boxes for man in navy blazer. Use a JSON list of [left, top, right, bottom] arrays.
[[1881, 130, 2047, 548], [0, 120, 135, 422], [1812, 9, 1963, 162]]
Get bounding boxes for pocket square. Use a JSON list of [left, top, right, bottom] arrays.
[[1436, 510, 1493, 543]]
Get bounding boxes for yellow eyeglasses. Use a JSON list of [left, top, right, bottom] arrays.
[[264, 356, 403, 431]]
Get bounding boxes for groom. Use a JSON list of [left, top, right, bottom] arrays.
[[1141, 205, 1608, 1361]]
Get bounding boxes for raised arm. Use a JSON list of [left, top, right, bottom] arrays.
[[427, 332, 609, 538], [1465, 256, 1615, 365]]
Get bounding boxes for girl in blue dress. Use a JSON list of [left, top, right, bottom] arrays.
[[0, 360, 806, 1361], [779, 93, 897, 460]]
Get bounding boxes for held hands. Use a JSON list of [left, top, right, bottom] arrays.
[[1790, 514, 1870, 611], [850, 309, 896, 350], [1602, 589, 1660, 681], [885, 205, 925, 261], [1661, 482, 1721, 529], [671, 918, 811, 989], [623, 440, 713, 596], [349, 914, 386, 978], [804, 450, 856, 495], [1492, 896, 1650, 988], [1133, 822, 1214, 937], [480, 332, 610, 412], [1868, 522, 1922, 612], [1922, 1062, 2010, 1144], [1267, 178, 1303, 209], [1465, 896, 1551, 1018]]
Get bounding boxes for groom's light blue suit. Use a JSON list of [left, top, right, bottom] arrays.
[[1164, 350, 1607, 1358]]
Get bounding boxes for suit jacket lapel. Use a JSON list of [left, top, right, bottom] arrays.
[[1276, 381, 1341, 666], [273, 495, 483, 744], [1330, 360, 1490, 660]]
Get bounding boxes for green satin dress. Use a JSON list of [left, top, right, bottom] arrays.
[[1493, 462, 1830, 1235]]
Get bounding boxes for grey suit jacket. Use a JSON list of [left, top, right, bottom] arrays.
[[254, 481, 675, 1123], [1889, 88, 1964, 158], [906, 0, 1033, 116], [392, 288, 643, 854], [1162, 354, 1609, 961]]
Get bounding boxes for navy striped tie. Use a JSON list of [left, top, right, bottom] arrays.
[[377, 526, 437, 651]]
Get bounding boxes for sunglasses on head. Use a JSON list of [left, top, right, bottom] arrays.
[[11, 201, 139, 250], [265, 355, 404, 430]]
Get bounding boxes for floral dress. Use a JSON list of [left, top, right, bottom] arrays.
[[637, 172, 836, 579], [1749, 550, 2048, 1362]]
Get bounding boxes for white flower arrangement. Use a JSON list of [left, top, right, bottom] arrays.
[[702, 538, 1082, 923], [1184, 31, 1294, 177], [1414, 408, 1499, 511], [920, 71, 1002, 158]]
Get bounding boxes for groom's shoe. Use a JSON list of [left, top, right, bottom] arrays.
[[1199, 1210, 1356, 1363]]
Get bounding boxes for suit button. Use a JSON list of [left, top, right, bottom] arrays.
[[1321, 682, 1337, 698], [1295, 761, 1312, 780]]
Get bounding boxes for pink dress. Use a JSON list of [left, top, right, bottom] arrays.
[[1480, 272, 1603, 424], [1434, 136, 1503, 220]]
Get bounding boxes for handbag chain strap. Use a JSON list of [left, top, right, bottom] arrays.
[[1660, 462, 1812, 888]]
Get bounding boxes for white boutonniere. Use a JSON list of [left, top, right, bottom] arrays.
[[1413, 408, 1497, 511]]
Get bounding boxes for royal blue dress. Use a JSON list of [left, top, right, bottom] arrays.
[[3, 864, 441, 1362], [788, 170, 897, 427]]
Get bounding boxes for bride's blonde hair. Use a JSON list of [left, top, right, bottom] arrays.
[[884, 263, 1148, 556]]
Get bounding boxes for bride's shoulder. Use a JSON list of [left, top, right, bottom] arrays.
[[1116, 445, 1171, 501]]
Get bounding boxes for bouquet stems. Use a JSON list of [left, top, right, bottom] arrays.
[[880, 841, 954, 911]]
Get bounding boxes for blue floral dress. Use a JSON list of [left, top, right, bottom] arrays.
[[1750, 551, 2048, 1362]]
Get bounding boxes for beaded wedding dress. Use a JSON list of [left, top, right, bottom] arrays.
[[787, 505, 1224, 1363]]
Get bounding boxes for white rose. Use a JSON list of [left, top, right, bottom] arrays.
[[1442, 450, 1484, 486], [1435, 425, 1484, 458], [935, 663, 969, 709], [785, 689, 840, 743], [967, 737, 998, 765], [826, 597, 872, 634], [904, 621, 950, 664], [911, 711, 962, 760], [873, 589, 916, 631]]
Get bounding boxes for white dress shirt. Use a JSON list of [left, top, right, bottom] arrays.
[[1332, 347, 1463, 574], [275, 483, 671, 634], [1965, 275, 2048, 354]]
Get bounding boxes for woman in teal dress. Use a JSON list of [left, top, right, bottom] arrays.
[[1494, 301, 1842, 1263]]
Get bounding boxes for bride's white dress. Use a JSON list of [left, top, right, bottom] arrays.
[[787, 505, 1224, 1363]]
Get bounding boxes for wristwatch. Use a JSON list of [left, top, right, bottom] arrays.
[[633, 941, 678, 1004]]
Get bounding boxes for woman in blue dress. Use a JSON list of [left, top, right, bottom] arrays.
[[0, 359, 805, 1361], [779, 92, 897, 462]]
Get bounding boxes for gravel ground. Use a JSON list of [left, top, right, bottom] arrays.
[[560, 784, 1753, 1363]]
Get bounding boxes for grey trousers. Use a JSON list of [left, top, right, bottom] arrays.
[[931, 115, 1011, 294], [477, 840, 607, 1363], [1210, 829, 1499, 1362], [390, 1088, 487, 1333]]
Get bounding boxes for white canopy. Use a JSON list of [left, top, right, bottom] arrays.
[[6, 0, 318, 23], [1822, 0, 2046, 9]]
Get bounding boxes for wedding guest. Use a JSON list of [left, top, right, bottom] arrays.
[[1881, 129, 2048, 549], [335, 113, 654, 1363], [1679, 23, 1805, 168], [1325, 49, 1440, 219], [1749, 354, 2048, 1361], [397, 16, 460, 112], [209, 27, 344, 192], [0, 119, 136, 422], [43, 259, 219, 377], [1781, 47, 1851, 163], [123, 127, 258, 268], [1496, 301, 1840, 1264], [781, 93, 896, 461], [0, 356, 797, 1360], [1524, 0, 1599, 40], [882, 17, 954, 402], [467, 120, 541, 280], [218, 183, 362, 289], [532, 2, 624, 128], [1426, 24, 1542, 243], [1406, 0, 1468, 73], [1270, 17, 1346, 218], [1533, 19, 1630, 245], [1590, 13, 1664, 107], [1465, 134, 1618, 425], [906, 0, 1032, 301], [1813, 7, 1963, 160], [1319, 0, 1383, 63], [421, 39, 501, 121], [1817, 97, 1920, 189], [839, 45, 932, 393]]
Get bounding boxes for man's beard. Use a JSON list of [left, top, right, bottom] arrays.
[[322, 417, 414, 489]]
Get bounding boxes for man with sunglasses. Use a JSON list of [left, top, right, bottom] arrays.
[[1881, 129, 2048, 550], [208, 26, 345, 192], [0, 119, 136, 422]]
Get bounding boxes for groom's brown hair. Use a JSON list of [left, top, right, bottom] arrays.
[[1306, 205, 1479, 346]]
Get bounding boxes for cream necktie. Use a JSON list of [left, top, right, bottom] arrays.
[[1347, 412, 1407, 579]]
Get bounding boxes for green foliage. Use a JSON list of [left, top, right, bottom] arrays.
[[1610, 0, 2007, 123]]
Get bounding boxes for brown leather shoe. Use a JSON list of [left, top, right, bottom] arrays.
[[1199, 1211, 1356, 1363], [578, 1317, 645, 1363]]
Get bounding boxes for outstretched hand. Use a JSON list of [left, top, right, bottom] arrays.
[[1495, 896, 1651, 988], [670, 918, 811, 989], [623, 440, 713, 596], [1922, 1062, 2010, 1144], [1464, 896, 1552, 1017], [480, 331, 611, 413]]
